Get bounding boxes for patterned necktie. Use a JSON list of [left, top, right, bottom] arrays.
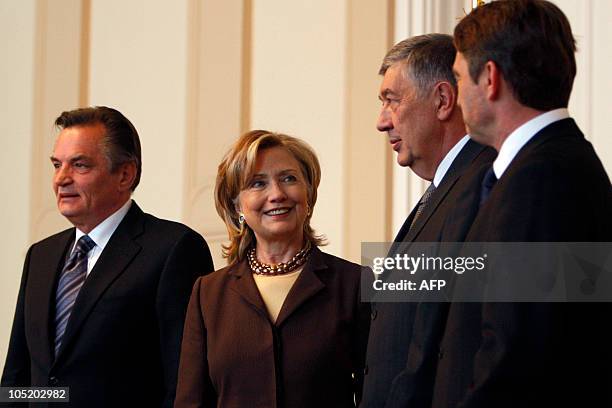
[[54, 235, 95, 356], [479, 167, 498, 206], [410, 183, 436, 230]]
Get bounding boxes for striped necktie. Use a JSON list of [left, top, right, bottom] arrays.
[[410, 183, 436, 231], [54, 235, 95, 356]]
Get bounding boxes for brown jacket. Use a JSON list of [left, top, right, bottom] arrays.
[[175, 247, 370, 408]]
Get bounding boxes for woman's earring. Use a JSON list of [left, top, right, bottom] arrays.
[[238, 213, 245, 224], [306, 204, 311, 217]]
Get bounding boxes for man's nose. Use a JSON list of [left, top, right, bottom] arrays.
[[53, 165, 72, 186], [376, 108, 392, 132]]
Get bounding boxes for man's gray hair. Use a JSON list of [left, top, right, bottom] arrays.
[[379, 33, 457, 97]]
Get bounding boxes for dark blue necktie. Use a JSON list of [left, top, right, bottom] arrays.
[[54, 235, 95, 356], [480, 167, 498, 206]]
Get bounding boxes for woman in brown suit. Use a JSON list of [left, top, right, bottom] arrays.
[[175, 130, 370, 408]]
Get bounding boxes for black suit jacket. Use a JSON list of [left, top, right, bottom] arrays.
[[1, 202, 214, 408], [361, 140, 496, 408], [434, 119, 612, 408]]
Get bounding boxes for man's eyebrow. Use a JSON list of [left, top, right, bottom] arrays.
[[49, 154, 89, 163], [380, 89, 398, 99]]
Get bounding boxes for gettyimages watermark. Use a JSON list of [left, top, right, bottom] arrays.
[[361, 242, 612, 302]]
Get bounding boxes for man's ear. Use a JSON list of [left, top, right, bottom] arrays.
[[482, 60, 501, 101], [117, 162, 137, 192], [434, 81, 456, 121]]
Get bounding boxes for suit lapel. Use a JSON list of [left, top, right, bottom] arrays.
[[228, 248, 326, 327], [53, 203, 144, 362], [228, 248, 327, 326], [497, 118, 579, 187], [402, 178, 456, 243], [476, 119, 579, 220], [402, 140, 487, 243], [275, 248, 326, 326], [396, 142, 490, 392], [407, 143, 497, 382], [393, 205, 419, 243], [228, 261, 270, 320], [29, 229, 74, 368]]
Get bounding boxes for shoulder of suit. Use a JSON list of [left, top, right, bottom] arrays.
[[196, 263, 237, 295], [309, 250, 368, 296], [312, 248, 365, 276], [510, 134, 603, 182]]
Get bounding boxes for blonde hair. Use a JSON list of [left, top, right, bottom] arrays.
[[215, 130, 326, 265]]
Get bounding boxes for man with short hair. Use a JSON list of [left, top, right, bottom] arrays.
[[1, 106, 214, 407], [362, 34, 495, 407], [433, 1, 612, 406]]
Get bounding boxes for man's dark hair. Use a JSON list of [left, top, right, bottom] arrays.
[[379, 33, 457, 98], [454, 0, 576, 111], [55, 106, 142, 191]]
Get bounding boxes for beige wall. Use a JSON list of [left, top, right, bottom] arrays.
[[554, 0, 612, 176], [249, 0, 391, 260], [250, 0, 348, 255], [0, 0, 36, 379], [88, 0, 190, 221]]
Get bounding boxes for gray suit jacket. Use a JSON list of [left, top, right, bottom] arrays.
[[361, 140, 496, 408]]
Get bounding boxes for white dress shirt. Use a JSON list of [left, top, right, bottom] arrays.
[[493, 108, 570, 178], [433, 135, 470, 187], [72, 199, 132, 276]]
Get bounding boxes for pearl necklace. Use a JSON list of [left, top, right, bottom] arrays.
[[247, 243, 312, 276]]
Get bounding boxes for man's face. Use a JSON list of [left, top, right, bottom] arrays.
[[453, 52, 492, 145], [51, 124, 129, 233], [376, 63, 441, 179]]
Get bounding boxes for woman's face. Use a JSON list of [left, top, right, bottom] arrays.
[[237, 146, 309, 246]]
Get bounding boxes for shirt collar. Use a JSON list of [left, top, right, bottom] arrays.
[[433, 135, 470, 187], [74, 199, 132, 251], [493, 108, 569, 178]]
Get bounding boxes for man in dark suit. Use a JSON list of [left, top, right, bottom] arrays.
[[1, 106, 214, 407], [432, 1, 612, 407], [361, 34, 495, 408]]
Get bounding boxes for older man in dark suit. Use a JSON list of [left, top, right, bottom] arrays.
[[1, 106, 214, 407], [362, 34, 495, 408], [432, 1, 612, 407]]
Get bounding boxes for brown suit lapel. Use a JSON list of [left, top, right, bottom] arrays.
[[228, 261, 270, 320], [227, 248, 327, 327], [275, 248, 326, 326]]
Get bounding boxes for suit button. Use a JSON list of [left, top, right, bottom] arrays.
[[438, 349, 444, 360], [371, 310, 377, 320], [49, 376, 59, 386], [364, 365, 369, 375]]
